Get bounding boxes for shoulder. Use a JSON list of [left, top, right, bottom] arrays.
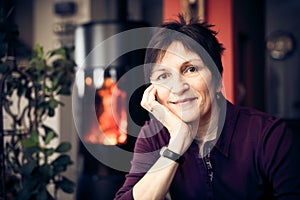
[[227, 103, 300, 196], [224, 102, 299, 163], [224, 101, 292, 150], [227, 102, 285, 134]]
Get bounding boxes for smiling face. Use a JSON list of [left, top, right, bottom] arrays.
[[150, 42, 218, 123]]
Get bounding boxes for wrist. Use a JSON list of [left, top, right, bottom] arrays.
[[168, 136, 188, 155], [168, 128, 193, 155], [160, 146, 185, 164]]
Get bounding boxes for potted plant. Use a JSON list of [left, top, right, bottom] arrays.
[[0, 4, 76, 199]]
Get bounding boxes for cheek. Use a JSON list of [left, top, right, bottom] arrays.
[[189, 78, 208, 92], [189, 81, 214, 103], [190, 74, 215, 93]]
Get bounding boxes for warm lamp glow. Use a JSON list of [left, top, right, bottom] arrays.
[[83, 77, 128, 145], [85, 76, 93, 87], [118, 134, 127, 144]]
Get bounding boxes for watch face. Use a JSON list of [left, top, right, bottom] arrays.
[[159, 146, 167, 156], [266, 31, 295, 60]]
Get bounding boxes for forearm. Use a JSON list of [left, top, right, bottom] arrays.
[[132, 156, 179, 200]]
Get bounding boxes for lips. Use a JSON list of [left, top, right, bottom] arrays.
[[168, 97, 198, 104]]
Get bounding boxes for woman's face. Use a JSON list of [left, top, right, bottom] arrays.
[[150, 42, 217, 123]]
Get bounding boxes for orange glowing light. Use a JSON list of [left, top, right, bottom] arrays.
[[118, 134, 127, 144], [85, 76, 93, 87], [83, 77, 128, 145]]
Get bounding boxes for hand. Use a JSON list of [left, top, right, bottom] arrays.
[[140, 84, 195, 154]]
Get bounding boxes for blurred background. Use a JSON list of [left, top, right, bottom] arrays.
[[1, 0, 300, 199]]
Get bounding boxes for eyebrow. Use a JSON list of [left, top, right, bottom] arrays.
[[150, 69, 167, 80], [152, 68, 167, 72], [151, 59, 202, 75], [181, 61, 192, 67], [154, 60, 193, 70]]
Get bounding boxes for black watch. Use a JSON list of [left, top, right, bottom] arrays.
[[160, 146, 184, 164]]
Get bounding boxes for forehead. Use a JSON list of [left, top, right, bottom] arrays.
[[154, 42, 203, 69]]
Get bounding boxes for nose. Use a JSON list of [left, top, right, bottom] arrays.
[[169, 74, 189, 94]]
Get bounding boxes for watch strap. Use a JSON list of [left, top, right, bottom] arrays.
[[160, 146, 184, 164]]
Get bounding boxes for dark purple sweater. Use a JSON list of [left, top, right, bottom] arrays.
[[115, 102, 300, 199]]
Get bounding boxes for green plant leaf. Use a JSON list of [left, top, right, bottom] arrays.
[[52, 77, 59, 89], [55, 142, 71, 153], [37, 106, 47, 119], [52, 155, 72, 174], [20, 160, 37, 176], [42, 125, 57, 145], [48, 107, 55, 117], [0, 62, 10, 74], [30, 130, 39, 144], [52, 155, 72, 167], [36, 59, 45, 71], [23, 146, 40, 158], [18, 177, 40, 200], [53, 165, 66, 175], [21, 138, 37, 148], [58, 176, 75, 193], [26, 57, 38, 69], [49, 98, 58, 109], [36, 187, 48, 200], [57, 86, 72, 95], [44, 130, 56, 145], [38, 164, 53, 182], [44, 147, 55, 156], [17, 187, 33, 200], [35, 44, 44, 57], [39, 101, 50, 110], [48, 47, 65, 58]]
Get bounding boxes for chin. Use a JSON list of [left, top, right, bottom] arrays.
[[176, 111, 200, 123], [182, 117, 200, 124]]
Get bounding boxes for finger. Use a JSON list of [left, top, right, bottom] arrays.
[[140, 85, 155, 112], [147, 85, 157, 104], [141, 85, 191, 138], [142, 86, 180, 128], [150, 103, 190, 137]]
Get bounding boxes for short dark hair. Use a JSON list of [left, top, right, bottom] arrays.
[[144, 14, 225, 85]]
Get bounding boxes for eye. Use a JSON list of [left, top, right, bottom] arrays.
[[157, 73, 171, 80], [150, 69, 173, 83], [183, 66, 199, 74]]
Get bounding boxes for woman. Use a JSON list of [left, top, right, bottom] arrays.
[[115, 14, 300, 200]]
